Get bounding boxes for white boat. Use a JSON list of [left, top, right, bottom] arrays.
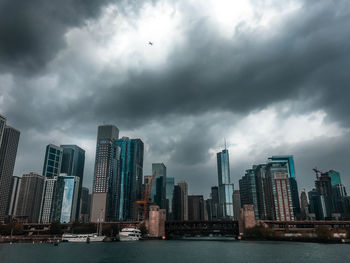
[[62, 233, 106, 242], [119, 228, 141, 241]]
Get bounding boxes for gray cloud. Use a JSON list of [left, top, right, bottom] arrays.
[[1, 0, 350, 195]]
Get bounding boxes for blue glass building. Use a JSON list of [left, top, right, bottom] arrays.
[[115, 137, 144, 220], [151, 163, 167, 209], [42, 144, 63, 178], [166, 177, 175, 220], [60, 145, 85, 221], [328, 170, 341, 186], [217, 149, 234, 219]]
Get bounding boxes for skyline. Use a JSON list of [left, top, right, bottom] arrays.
[[0, 0, 349, 196]]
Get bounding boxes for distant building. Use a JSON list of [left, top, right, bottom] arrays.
[[16, 173, 45, 223], [265, 160, 294, 221], [42, 144, 63, 178], [188, 195, 205, 221], [151, 163, 167, 209], [239, 169, 259, 219], [39, 176, 57, 223], [210, 186, 219, 220], [8, 176, 22, 217], [173, 181, 188, 221], [268, 156, 300, 218], [79, 187, 91, 222], [328, 170, 341, 186], [51, 174, 80, 223], [0, 124, 20, 222], [233, 190, 241, 221], [300, 189, 309, 219], [115, 137, 144, 220], [60, 145, 85, 221], [217, 149, 234, 219], [166, 177, 175, 220], [90, 125, 119, 223]]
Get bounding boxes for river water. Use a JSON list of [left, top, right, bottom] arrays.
[[0, 240, 349, 263]]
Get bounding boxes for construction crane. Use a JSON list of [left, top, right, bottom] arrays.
[[134, 170, 157, 221], [312, 167, 322, 180]]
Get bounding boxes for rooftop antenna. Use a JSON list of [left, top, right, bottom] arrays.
[[224, 138, 227, 150]]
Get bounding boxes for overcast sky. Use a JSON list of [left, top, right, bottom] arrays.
[[1, 0, 350, 197]]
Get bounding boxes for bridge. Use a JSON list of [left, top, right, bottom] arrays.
[[261, 220, 350, 231], [165, 220, 239, 237]]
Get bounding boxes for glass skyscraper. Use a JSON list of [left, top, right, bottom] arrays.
[[217, 149, 234, 219], [166, 177, 175, 220], [91, 125, 119, 223], [0, 124, 20, 222], [60, 145, 85, 221], [115, 137, 144, 220], [328, 170, 341, 186], [42, 144, 63, 178], [151, 163, 167, 209]]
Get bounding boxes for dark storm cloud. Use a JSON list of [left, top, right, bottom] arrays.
[[1, 0, 350, 193], [88, 0, 350, 129]]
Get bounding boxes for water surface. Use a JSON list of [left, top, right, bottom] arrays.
[[0, 240, 349, 263]]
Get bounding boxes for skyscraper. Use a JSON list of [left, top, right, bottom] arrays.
[[16, 173, 45, 223], [91, 125, 119, 222], [210, 186, 219, 220], [8, 176, 22, 217], [0, 125, 20, 222], [173, 181, 188, 221], [79, 187, 91, 222], [328, 170, 341, 186], [115, 137, 144, 220], [268, 156, 300, 217], [217, 149, 234, 219], [0, 115, 5, 144], [188, 195, 205, 221], [300, 189, 309, 219], [51, 174, 80, 223], [151, 163, 167, 209], [233, 190, 241, 221], [265, 161, 294, 221], [166, 177, 175, 220], [42, 144, 63, 178], [39, 176, 57, 223], [239, 169, 259, 219], [60, 145, 85, 221]]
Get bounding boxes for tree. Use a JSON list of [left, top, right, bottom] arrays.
[[139, 222, 148, 236]]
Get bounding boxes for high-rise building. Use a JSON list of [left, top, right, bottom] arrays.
[[328, 170, 341, 186], [166, 177, 175, 220], [217, 149, 234, 219], [210, 186, 219, 220], [265, 161, 294, 221], [51, 174, 80, 223], [233, 190, 241, 221], [268, 156, 300, 218], [0, 125, 20, 222], [300, 189, 309, 219], [332, 184, 347, 214], [60, 145, 85, 221], [16, 173, 45, 223], [39, 176, 57, 223], [91, 125, 119, 223], [239, 169, 259, 219], [151, 163, 167, 209], [79, 187, 91, 222], [42, 144, 63, 178], [173, 181, 188, 221], [188, 195, 205, 221], [8, 176, 22, 217], [0, 115, 5, 144], [115, 137, 144, 220]]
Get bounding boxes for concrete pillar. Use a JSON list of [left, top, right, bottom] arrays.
[[239, 204, 256, 234]]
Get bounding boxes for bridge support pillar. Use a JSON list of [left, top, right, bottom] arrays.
[[146, 205, 166, 238], [239, 204, 256, 234]]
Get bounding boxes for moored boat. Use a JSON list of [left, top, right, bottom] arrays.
[[62, 233, 106, 242], [119, 228, 141, 241]]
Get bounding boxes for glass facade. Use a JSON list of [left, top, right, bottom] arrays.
[[115, 138, 144, 220], [166, 177, 175, 220], [60, 175, 79, 223], [216, 149, 234, 219], [151, 163, 167, 209], [42, 144, 62, 178], [328, 170, 341, 186], [60, 145, 85, 222]]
